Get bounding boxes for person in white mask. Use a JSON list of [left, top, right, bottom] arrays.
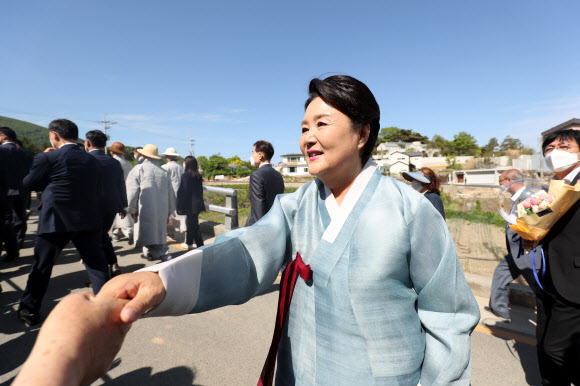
[[402, 167, 445, 219], [534, 129, 580, 384]]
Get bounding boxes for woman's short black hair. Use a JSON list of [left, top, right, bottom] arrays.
[[49, 119, 79, 141], [542, 129, 580, 154], [305, 75, 380, 165]]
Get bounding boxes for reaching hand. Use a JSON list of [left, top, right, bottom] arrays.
[[97, 272, 166, 324], [131, 213, 138, 221], [44, 147, 56, 153], [120, 210, 128, 219], [13, 293, 131, 386]]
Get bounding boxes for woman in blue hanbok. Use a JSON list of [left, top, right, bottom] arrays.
[[98, 75, 480, 385]]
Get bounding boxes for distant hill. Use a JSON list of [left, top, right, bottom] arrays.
[[0, 116, 50, 153]]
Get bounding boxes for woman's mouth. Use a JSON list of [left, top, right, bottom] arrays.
[[307, 150, 323, 161]]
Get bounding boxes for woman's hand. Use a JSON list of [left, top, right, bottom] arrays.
[[13, 293, 131, 386], [97, 272, 166, 323]]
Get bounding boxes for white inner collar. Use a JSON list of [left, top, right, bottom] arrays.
[[322, 159, 377, 243]]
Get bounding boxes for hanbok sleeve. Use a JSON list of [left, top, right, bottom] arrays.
[[407, 198, 480, 385], [140, 193, 294, 317]]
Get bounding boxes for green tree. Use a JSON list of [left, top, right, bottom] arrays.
[[500, 136, 523, 151], [449, 131, 479, 156], [482, 137, 499, 156], [430, 134, 450, 156], [376, 127, 428, 146]]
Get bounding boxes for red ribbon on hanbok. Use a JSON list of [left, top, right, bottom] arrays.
[[258, 252, 312, 386]]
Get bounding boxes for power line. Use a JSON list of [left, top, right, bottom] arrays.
[[97, 114, 117, 153]]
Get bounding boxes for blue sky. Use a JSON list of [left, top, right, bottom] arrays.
[[1, 0, 579, 162]]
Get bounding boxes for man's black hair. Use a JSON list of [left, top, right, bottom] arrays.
[[0, 127, 17, 141], [48, 119, 79, 141], [85, 130, 107, 148]]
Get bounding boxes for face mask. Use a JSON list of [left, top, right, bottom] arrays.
[[49, 138, 57, 149], [411, 180, 423, 192], [545, 149, 579, 172], [249, 156, 256, 167]]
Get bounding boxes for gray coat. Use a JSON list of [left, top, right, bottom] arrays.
[[112, 154, 134, 230], [126, 159, 176, 246]]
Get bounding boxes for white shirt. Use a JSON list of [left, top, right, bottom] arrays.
[[562, 165, 580, 185], [259, 161, 270, 168]]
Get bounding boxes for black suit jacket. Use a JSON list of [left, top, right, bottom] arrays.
[[89, 150, 128, 215], [245, 164, 285, 226], [1, 142, 33, 196], [176, 173, 205, 216], [542, 172, 580, 304], [24, 144, 101, 234]]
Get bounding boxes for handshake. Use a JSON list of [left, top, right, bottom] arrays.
[[13, 272, 166, 386]]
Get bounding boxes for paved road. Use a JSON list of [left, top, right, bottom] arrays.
[[1, 209, 541, 385]]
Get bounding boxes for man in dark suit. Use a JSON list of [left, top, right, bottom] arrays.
[[18, 119, 109, 326], [14, 138, 34, 247], [0, 127, 33, 262], [535, 129, 580, 384], [85, 130, 128, 278], [245, 140, 285, 226], [487, 169, 538, 322]]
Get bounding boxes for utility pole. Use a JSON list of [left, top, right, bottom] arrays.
[[98, 114, 117, 154], [189, 138, 196, 156]]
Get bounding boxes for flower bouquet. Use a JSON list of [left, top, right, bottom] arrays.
[[501, 178, 580, 246]]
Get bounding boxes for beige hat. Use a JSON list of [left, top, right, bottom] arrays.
[[162, 147, 181, 157], [137, 144, 161, 160]]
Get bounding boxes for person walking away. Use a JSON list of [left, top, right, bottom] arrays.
[[85, 131, 128, 278], [162, 147, 186, 239], [108, 142, 134, 243], [245, 140, 285, 226], [126, 144, 175, 262], [176, 156, 205, 250], [0, 127, 33, 262], [18, 119, 109, 326], [402, 167, 445, 219], [487, 169, 539, 322]]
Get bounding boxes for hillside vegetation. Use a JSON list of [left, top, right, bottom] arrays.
[[0, 116, 50, 153]]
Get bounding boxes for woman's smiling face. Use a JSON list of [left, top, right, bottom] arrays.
[[300, 97, 367, 186]]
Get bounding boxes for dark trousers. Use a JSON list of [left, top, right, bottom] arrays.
[[490, 253, 538, 319], [102, 212, 118, 265], [1, 195, 25, 258], [20, 231, 110, 314], [186, 213, 204, 247], [536, 293, 580, 385]]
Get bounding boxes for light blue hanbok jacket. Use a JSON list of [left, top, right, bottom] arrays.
[[144, 162, 480, 385]]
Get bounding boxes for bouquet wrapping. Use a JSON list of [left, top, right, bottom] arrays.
[[509, 179, 580, 243]]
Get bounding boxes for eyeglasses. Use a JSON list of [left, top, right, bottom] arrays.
[[543, 143, 579, 155]]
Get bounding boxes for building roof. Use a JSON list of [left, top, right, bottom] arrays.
[[541, 118, 580, 138], [281, 153, 303, 157], [406, 152, 423, 157]]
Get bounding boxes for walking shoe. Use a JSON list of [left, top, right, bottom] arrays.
[[111, 235, 121, 242], [483, 306, 511, 323], [180, 243, 193, 250], [127, 235, 134, 245], [18, 308, 41, 326], [160, 254, 174, 262]]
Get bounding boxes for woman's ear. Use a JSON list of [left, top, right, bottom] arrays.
[[358, 124, 370, 150]]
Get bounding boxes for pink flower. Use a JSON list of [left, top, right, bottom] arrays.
[[545, 195, 554, 203], [522, 199, 531, 209], [532, 206, 539, 213], [530, 196, 538, 205]]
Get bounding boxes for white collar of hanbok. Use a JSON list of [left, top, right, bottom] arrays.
[[322, 158, 377, 243]]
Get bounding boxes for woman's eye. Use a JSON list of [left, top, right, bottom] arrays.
[[317, 121, 327, 127], [301, 127, 309, 133]]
